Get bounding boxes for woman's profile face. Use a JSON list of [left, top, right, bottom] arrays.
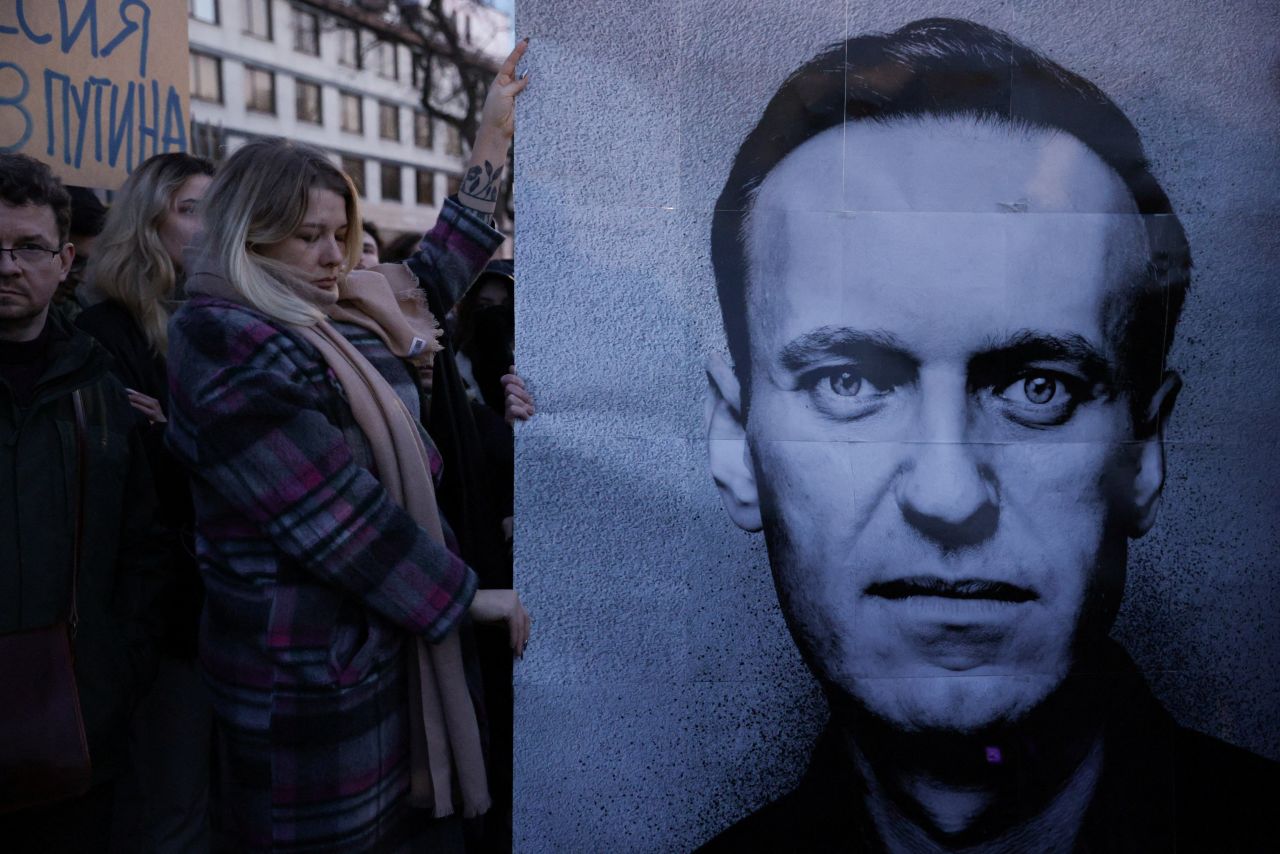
[[259, 187, 349, 295], [158, 173, 211, 272]]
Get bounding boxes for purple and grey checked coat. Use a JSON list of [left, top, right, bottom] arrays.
[[165, 200, 503, 851]]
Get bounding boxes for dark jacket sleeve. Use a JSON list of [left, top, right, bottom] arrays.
[[116, 427, 169, 692], [404, 197, 506, 316]]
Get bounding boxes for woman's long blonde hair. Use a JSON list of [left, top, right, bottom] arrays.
[[90, 153, 214, 355], [197, 139, 361, 326]]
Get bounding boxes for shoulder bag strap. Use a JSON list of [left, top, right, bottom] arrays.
[[69, 388, 87, 640]]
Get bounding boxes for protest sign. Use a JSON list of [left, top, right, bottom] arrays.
[[0, 0, 190, 188]]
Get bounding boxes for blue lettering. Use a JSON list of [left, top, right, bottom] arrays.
[[88, 76, 110, 163], [68, 76, 96, 168], [136, 77, 157, 166], [43, 68, 61, 156], [59, 0, 100, 58], [101, 0, 150, 78], [0, 62, 33, 153], [161, 83, 185, 152], [16, 0, 52, 45], [107, 79, 134, 168]]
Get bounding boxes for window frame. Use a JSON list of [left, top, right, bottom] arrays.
[[444, 124, 463, 157], [188, 0, 219, 25], [338, 24, 362, 69], [372, 39, 400, 81], [242, 0, 273, 40], [380, 162, 403, 203], [378, 101, 401, 142], [244, 65, 277, 115], [415, 168, 436, 207], [413, 112, 433, 149], [295, 79, 323, 125], [189, 51, 224, 104], [339, 91, 364, 135], [291, 5, 320, 55], [342, 155, 366, 198]]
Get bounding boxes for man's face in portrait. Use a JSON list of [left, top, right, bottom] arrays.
[[710, 116, 1178, 734]]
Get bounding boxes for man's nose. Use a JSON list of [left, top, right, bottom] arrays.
[[0, 250, 21, 275], [895, 373, 998, 548]]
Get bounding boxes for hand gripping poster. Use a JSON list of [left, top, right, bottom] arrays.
[[511, 1, 1280, 851]]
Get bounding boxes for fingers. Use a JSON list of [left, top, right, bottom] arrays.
[[504, 384, 533, 407], [499, 36, 529, 79], [126, 389, 167, 423], [512, 602, 532, 658]]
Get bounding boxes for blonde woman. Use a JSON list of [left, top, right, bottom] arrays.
[[75, 152, 215, 853], [166, 42, 531, 851]]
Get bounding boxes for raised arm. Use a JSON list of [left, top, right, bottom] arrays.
[[408, 39, 528, 313], [457, 37, 529, 218]]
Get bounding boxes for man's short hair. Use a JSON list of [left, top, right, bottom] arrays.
[[711, 18, 1190, 418], [363, 220, 383, 251], [67, 186, 108, 239], [0, 153, 72, 244]]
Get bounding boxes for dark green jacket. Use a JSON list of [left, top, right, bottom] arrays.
[[0, 312, 167, 785]]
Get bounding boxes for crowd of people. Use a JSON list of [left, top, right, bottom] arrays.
[[0, 39, 534, 854]]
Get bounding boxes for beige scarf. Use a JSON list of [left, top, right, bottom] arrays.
[[188, 259, 489, 818]]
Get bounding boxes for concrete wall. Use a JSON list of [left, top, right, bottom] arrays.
[[512, 1, 1280, 850]]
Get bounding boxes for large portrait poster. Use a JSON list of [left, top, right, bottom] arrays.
[[512, 1, 1279, 850]]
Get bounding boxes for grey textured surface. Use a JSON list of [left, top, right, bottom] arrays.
[[512, 1, 1280, 850]]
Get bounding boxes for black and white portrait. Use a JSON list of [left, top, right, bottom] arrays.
[[513, 2, 1280, 851]]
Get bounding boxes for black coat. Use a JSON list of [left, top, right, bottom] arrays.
[[0, 312, 168, 784], [698, 643, 1280, 853], [76, 299, 202, 658]]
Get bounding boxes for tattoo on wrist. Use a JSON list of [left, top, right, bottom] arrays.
[[458, 160, 505, 214]]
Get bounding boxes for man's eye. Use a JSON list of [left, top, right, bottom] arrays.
[[798, 364, 897, 420], [825, 369, 864, 397], [992, 372, 1088, 426]]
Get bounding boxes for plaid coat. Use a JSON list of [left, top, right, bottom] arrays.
[[165, 200, 503, 851]]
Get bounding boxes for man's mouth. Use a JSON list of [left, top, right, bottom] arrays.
[[866, 576, 1038, 603]]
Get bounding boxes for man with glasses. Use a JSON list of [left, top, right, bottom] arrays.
[[0, 153, 166, 850]]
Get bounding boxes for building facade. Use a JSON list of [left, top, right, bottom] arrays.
[[186, 0, 512, 249]]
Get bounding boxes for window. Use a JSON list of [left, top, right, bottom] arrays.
[[296, 80, 322, 125], [411, 52, 428, 89], [372, 40, 399, 80], [245, 66, 275, 114], [338, 25, 361, 68], [341, 156, 365, 197], [188, 0, 218, 24], [446, 173, 461, 198], [413, 112, 433, 149], [189, 52, 223, 103], [243, 0, 271, 40], [340, 92, 363, 134], [378, 102, 400, 141], [380, 163, 402, 202], [444, 124, 463, 156], [292, 7, 319, 55], [415, 169, 435, 206]]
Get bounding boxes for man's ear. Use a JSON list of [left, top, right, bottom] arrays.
[[1129, 370, 1181, 537], [706, 353, 762, 532], [57, 242, 74, 282]]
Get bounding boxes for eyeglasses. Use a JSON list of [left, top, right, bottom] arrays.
[[0, 245, 62, 265]]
